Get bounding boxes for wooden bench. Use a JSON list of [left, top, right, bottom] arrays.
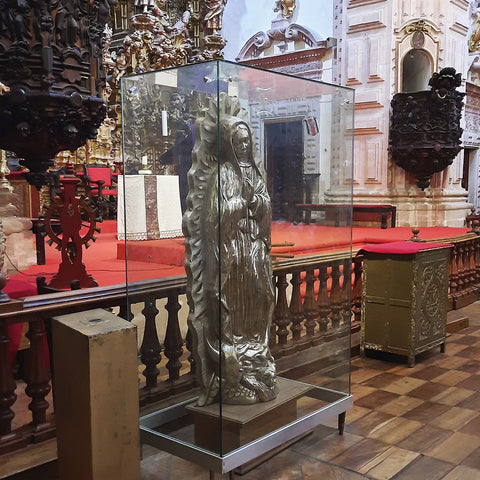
[[296, 204, 396, 229]]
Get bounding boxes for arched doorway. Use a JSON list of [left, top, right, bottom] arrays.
[[401, 49, 432, 92]]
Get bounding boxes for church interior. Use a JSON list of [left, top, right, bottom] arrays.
[[1, 1, 480, 479]]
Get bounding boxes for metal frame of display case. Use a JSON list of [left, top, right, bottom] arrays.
[[121, 59, 355, 476], [140, 378, 353, 474]]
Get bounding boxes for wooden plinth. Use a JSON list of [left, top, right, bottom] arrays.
[[52, 309, 140, 480], [187, 377, 312, 453]]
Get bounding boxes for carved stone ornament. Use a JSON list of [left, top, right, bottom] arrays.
[[0, 0, 111, 188], [183, 92, 277, 406], [389, 67, 465, 190]]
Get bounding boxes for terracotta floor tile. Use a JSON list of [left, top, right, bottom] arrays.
[[330, 438, 390, 472], [454, 346, 480, 359], [455, 359, 480, 373], [397, 424, 452, 453], [455, 374, 480, 391], [461, 446, 480, 470], [350, 383, 377, 400], [351, 368, 384, 384], [442, 344, 469, 356], [353, 357, 396, 371], [292, 429, 364, 462], [448, 335, 479, 346], [432, 370, 471, 386], [457, 392, 480, 411], [377, 395, 424, 416], [295, 456, 369, 480], [441, 465, 480, 480], [366, 416, 423, 445], [410, 366, 449, 381], [402, 401, 451, 423], [423, 432, 480, 464], [345, 405, 372, 424], [354, 390, 400, 409], [429, 407, 479, 432], [408, 381, 450, 400], [459, 414, 480, 437], [386, 362, 430, 376], [390, 456, 454, 480], [357, 446, 419, 480], [381, 376, 427, 395], [360, 373, 403, 389], [345, 411, 396, 437], [430, 386, 476, 406], [433, 356, 469, 370]]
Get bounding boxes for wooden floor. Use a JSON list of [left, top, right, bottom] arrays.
[[3, 302, 480, 480]]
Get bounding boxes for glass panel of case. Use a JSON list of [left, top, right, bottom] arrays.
[[121, 60, 354, 471]]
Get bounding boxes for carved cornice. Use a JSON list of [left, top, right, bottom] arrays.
[[450, 0, 469, 11], [352, 127, 382, 136], [348, 21, 386, 34], [236, 24, 327, 61], [240, 45, 334, 71], [450, 22, 469, 36], [354, 101, 383, 110], [348, 0, 386, 8]]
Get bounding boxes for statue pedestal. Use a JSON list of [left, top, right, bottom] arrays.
[[186, 377, 312, 452]]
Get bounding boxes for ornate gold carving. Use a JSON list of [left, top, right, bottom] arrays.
[[275, 0, 296, 19], [470, 7, 480, 53], [405, 19, 431, 49]]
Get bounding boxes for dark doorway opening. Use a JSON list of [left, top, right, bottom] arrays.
[[265, 120, 304, 221]]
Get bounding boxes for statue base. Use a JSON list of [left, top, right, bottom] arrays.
[[186, 377, 312, 452]]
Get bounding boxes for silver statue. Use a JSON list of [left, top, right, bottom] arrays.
[[183, 93, 277, 406]]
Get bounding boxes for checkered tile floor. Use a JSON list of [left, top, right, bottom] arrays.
[[140, 302, 480, 480], [13, 304, 480, 480]]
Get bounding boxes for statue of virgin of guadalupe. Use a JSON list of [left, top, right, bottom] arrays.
[[183, 93, 278, 406]]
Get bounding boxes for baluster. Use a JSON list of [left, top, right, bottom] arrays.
[[303, 268, 317, 337], [289, 271, 304, 342], [0, 320, 19, 450], [164, 294, 183, 382], [341, 259, 352, 327], [316, 264, 330, 337], [330, 262, 342, 329], [140, 296, 161, 388], [185, 328, 195, 375], [456, 243, 465, 293], [273, 273, 290, 354], [462, 241, 471, 290], [25, 318, 51, 437], [449, 244, 458, 294], [468, 240, 476, 285], [475, 238, 480, 283], [119, 300, 134, 322], [351, 256, 363, 327]]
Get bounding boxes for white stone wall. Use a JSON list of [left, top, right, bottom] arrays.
[[225, 0, 475, 227]]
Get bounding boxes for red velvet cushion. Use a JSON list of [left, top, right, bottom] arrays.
[[358, 241, 451, 255], [87, 168, 112, 186]]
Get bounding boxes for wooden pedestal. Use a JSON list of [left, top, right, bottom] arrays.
[[187, 377, 312, 453], [52, 309, 140, 480]]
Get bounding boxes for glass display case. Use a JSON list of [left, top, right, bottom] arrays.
[[120, 60, 354, 475]]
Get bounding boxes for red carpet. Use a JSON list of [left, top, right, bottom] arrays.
[[8, 220, 471, 292]]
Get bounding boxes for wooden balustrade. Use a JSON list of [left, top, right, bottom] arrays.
[[1, 232, 480, 456]]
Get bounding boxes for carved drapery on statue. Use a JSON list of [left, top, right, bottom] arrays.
[[0, 0, 111, 188], [183, 93, 277, 406], [389, 67, 465, 190]]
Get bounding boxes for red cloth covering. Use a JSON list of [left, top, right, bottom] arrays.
[[357, 241, 451, 255]]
